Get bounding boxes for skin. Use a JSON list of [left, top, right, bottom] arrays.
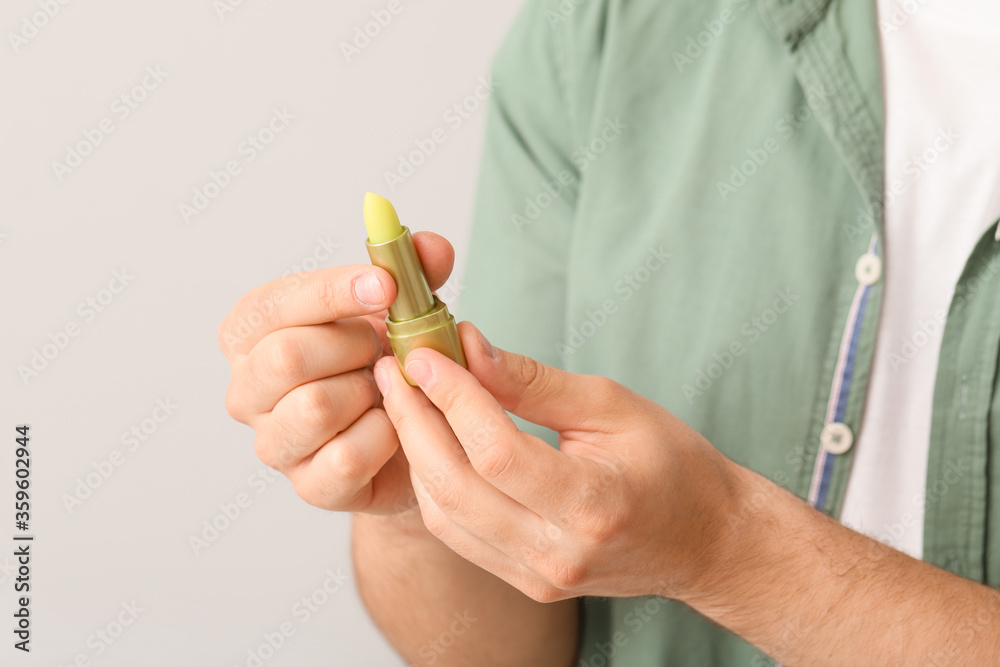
[[220, 233, 1000, 666]]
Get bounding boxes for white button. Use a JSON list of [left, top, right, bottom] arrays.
[[821, 422, 854, 455], [855, 253, 882, 286]]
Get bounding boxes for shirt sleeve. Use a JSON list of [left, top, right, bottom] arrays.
[[457, 0, 587, 446], [456, 2, 616, 658], [459, 0, 580, 444]]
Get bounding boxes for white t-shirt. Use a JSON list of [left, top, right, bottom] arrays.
[[841, 0, 1000, 558]]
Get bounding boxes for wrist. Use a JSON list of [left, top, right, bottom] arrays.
[[674, 460, 780, 607]]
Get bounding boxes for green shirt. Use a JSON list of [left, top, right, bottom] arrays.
[[457, 0, 1000, 663]]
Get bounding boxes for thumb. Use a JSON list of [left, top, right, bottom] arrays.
[[459, 322, 621, 432]]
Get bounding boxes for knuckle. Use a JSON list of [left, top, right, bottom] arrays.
[[260, 287, 283, 329], [428, 479, 463, 514], [539, 556, 587, 590], [567, 484, 628, 546], [420, 508, 450, 539], [224, 386, 249, 423], [327, 440, 368, 483], [433, 384, 468, 416], [475, 439, 515, 481], [297, 382, 337, 431], [525, 580, 568, 604], [515, 354, 546, 391], [292, 476, 329, 509], [315, 276, 343, 319], [584, 505, 628, 547], [592, 375, 624, 401], [352, 367, 379, 408], [265, 334, 308, 383], [389, 408, 418, 438], [253, 435, 282, 471], [589, 377, 632, 424], [507, 356, 554, 415]]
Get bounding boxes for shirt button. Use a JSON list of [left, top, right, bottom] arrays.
[[821, 422, 854, 455], [855, 253, 882, 285]]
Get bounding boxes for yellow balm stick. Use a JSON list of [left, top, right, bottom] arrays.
[[363, 193, 467, 385], [363, 192, 403, 244]]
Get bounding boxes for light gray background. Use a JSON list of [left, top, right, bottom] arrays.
[[2, 1, 523, 664]]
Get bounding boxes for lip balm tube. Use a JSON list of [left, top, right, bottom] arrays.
[[363, 192, 467, 385]]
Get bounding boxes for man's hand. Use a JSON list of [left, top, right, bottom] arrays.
[[374, 321, 741, 602], [218, 232, 455, 515], [376, 324, 1000, 666]]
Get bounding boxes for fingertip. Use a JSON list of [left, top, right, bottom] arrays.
[[403, 346, 436, 366], [373, 364, 391, 398], [353, 267, 396, 309], [411, 232, 455, 292], [373, 355, 396, 374], [458, 322, 501, 380], [404, 359, 433, 387], [404, 346, 476, 390], [472, 323, 499, 361]]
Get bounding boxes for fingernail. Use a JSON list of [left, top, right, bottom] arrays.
[[373, 366, 390, 397], [405, 360, 433, 387], [477, 328, 498, 361], [353, 271, 385, 307]]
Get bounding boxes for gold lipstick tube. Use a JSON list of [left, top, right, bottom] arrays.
[[366, 226, 467, 386]]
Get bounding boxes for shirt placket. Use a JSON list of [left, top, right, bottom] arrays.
[[758, 0, 886, 516]]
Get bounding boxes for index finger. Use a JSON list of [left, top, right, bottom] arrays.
[[218, 265, 395, 358], [400, 348, 581, 524]]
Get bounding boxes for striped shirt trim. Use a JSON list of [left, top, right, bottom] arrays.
[[806, 235, 878, 510]]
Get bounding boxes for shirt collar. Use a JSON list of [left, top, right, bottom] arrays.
[[757, 0, 835, 47]]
